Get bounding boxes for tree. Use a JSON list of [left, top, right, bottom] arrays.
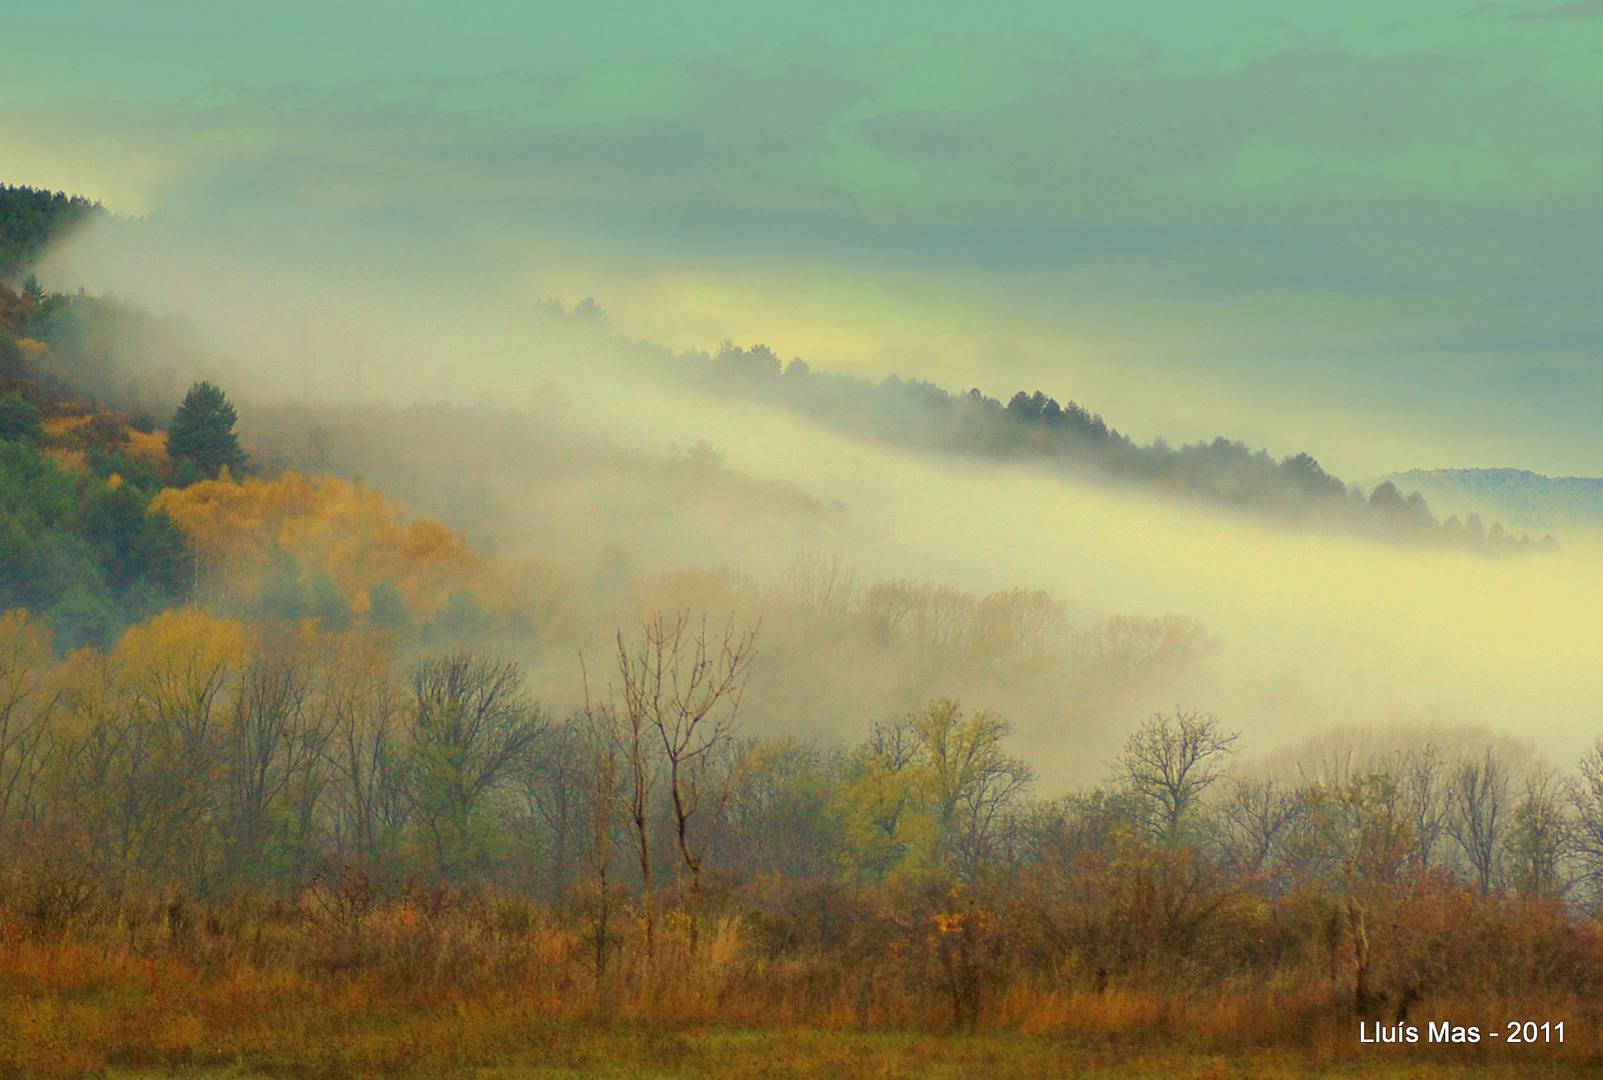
[[1445, 746, 1517, 896], [221, 631, 335, 888], [913, 699, 1033, 880], [0, 610, 59, 827], [406, 649, 546, 881], [1506, 764, 1568, 901], [1116, 708, 1239, 844], [58, 609, 246, 886], [322, 633, 407, 871], [168, 381, 247, 480], [616, 611, 757, 960]]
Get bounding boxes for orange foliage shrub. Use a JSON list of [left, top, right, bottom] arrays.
[[150, 471, 568, 633], [39, 414, 90, 440], [119, 427, 169, 465]]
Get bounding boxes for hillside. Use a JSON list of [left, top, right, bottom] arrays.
[[657, 339, 1552, 555], [0, 184, 101, 277], [1381, 468, 1603, 535]]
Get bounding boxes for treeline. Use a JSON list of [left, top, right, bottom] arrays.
[[0, 184, 101, 277], [669, 341, 1548, 554], [2, 607, 1602, 1035]]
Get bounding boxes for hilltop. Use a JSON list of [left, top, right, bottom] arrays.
[[1379, 468, 1603, 535]]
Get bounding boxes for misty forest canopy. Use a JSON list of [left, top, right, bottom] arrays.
[[0, 184, 102, 278], [0, 179, 1547, 578], [0, 240, 194, 646], [669, 339, 1547, 554], [0, 192, 1205, 743]]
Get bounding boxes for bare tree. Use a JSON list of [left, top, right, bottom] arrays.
[[1218, 776, 1300, 885], [224, 643, 330, 887], [323, 636, 407, 870], [1445, 746, 1516, 896], [521, 711, 596, 903], [783, 551, 859, 617], [1507, 763, 1569, 901], [599, 642, 660, 965], [1569, 739, 1603, 909], [1396, 744, 1451, 876], [0, 612, 59, 829], [586, 722, 620, 1001], [1115, 708, 1240, 844], [617, 612, 757, 959], [567, 678, 621, 1006]]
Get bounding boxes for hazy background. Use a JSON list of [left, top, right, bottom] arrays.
[[4, 0, 1603, 780]]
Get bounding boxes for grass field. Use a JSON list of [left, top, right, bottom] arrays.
[[82, 1027, 1603, 1080], [7, 887, 1603, 1079]]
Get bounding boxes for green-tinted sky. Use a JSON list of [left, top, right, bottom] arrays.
[[5, 0, 1603, 476], [0, 1, 1447, 101]]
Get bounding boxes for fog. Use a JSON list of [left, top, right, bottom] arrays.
[[13, 197, 1596, 789], [9, 3, 1603, 787]]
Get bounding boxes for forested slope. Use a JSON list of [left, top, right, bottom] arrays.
[[661, 340, 1551, 554], [0, 185, 100, 277], [1383, 467, 1603, 534]]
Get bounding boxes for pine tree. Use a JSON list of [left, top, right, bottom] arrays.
[[168, 381, 246, 479]]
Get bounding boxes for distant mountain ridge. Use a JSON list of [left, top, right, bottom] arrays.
[[1381, 468, 1603, 534]]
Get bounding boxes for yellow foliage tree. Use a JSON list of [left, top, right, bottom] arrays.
[[0, 611, 60, 827], [52, 608, 247, 883], [150, 471, 522, 629]]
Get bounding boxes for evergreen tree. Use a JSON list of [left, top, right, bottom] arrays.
[[168, 381, 246, 479]]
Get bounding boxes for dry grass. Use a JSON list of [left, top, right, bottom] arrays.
[[3, 888, 1603, 1080], [82, 1034, 1603, 1080]]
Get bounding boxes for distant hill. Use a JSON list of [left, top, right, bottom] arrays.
[[654, 340, 1549, 555], [1380, 469, 1603, 535]]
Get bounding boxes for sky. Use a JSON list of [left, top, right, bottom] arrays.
[[6, 1, 1603, 768], [6, 0, 1603, 477], [0, 2, 1427, 101]]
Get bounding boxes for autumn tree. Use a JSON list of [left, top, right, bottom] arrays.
[[839, 700, 1031, 884], [840, 714, 930, 880], [53, 609, 246, 887], [913, 699, 1033, 880]]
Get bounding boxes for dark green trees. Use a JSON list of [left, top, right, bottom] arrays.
[[169, 381, 246, 480], [0, 393, 42, 444], [0, 441, 189, 650], [0, 185, 102, 276]]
